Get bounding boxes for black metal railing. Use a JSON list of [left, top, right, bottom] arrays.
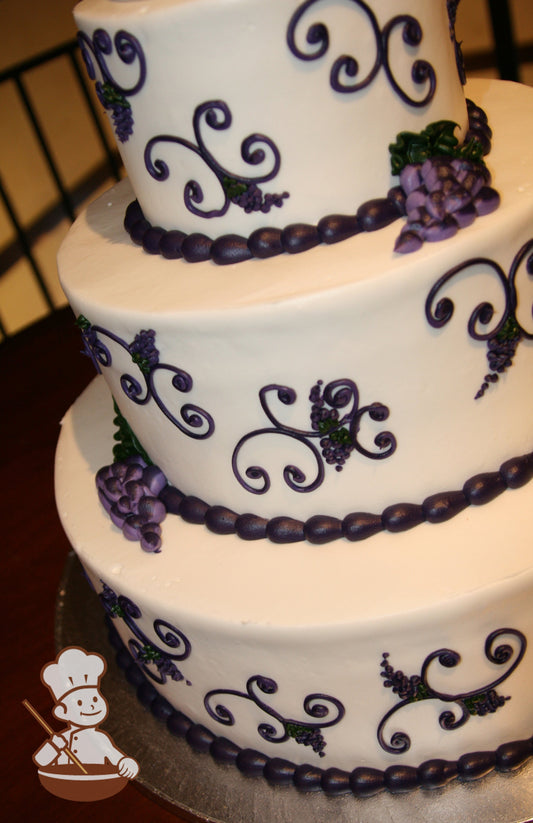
[[0, 39, 122, 339]]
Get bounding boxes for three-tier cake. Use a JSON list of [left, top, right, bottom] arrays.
[[55, 0, 533, 796]]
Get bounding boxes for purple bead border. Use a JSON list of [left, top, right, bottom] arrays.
[[124, 193, 403, 265], [108, 619, 533, 796], [123, 99, 493, 265], [157, 450, 533, 545]]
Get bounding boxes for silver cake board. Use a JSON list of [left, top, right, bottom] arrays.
[[55, 552, 533, 823]]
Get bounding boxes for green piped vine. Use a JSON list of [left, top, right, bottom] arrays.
[[112, 400, 151, 464]]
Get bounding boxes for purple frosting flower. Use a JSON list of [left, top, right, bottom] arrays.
[[394, 156, 499, 254], [96, 455, 168, 552]]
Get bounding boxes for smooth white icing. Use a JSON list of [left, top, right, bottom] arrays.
[[58, 80, 533, 522], [55, 376, 533, 771], [73, 0, 467, 234]]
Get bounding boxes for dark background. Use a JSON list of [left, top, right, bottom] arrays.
[[3, 309, 184, 821]]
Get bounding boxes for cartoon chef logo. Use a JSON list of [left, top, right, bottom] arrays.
[[24, 646, 139, 802]]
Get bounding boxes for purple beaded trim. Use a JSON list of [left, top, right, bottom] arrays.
[[123, 99, 493, 265], [157, 450, 532, 545], [108, 620, 533, 796], [124, 195, 401, 265]]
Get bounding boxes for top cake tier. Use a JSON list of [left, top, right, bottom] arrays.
[[74, 0, 467, 236]]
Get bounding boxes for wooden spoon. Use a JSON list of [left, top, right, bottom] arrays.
[[22, 699, 88, 775]]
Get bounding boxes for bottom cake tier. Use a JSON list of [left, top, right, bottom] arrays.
[[55, 377, 533, 793]]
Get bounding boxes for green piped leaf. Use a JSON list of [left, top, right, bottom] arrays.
[[222, 176, 248, 199], [496, 313, 521, 343], [318, 418, 351, 446], [390, 120, 484, 175], [130, 351, 151, 375], [76, 314, 91, 332], [137, 644, 162, 663], [110, 603, 125, 619], [100, 81, 130, 110], [286, 722, 310, 739]]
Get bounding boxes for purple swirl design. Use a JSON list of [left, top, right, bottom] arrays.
[[447, 0, 466, 84], [377, 628, 526, 755], [78, 29, 146, 94], [425, 239, 533, 397], [232, 380, 396, 495], [77, 28, 146, 142], [287, 0, 435, 107], [99, 580, 191, 685], [144, 100, 288, 219], [78, 318, 214, 440], [204, 674, 344, 757], [381, 15, 436, 108]]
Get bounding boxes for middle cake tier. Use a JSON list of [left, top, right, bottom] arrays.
[[58, 79, 533, 526]]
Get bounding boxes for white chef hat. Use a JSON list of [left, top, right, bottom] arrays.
[[41, 647, 106, 703]]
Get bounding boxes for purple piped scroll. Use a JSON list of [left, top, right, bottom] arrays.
[[232, 379, 396, 495], [286, 1, 436, 106]]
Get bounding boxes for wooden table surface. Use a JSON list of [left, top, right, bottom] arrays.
[[3, 309, 188, 822]]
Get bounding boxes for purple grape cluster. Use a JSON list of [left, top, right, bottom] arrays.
[[286, 724, 327, 757], [155, 656, 184, 682], [393, 155, 500, 253], [309, 381, 353, 472], [229, 182, 289, 214], [96, 456, 168, 552], [97, 81, 134, 143], [135, 645, 183, 681], [380, 653, 423, 702], [465, 689, 507, 717], [487, 334, 520, 373], [476, 319, 522, 398], [128, 328, 159, 374]]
